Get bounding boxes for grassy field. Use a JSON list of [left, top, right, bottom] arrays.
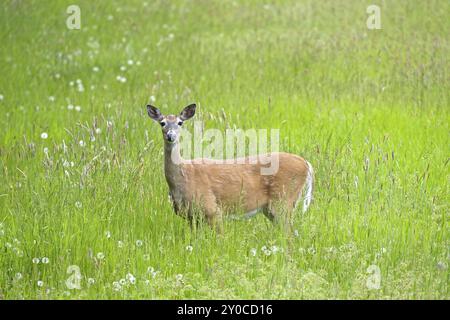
[[0, 0, 449, 299]]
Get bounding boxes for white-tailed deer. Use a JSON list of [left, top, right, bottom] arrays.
[[147, 103, 314, 232]]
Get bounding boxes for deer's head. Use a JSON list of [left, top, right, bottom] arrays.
[[146, 103, 196, 144]]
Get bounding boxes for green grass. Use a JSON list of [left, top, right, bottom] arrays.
[[0, 0, 449, 299]]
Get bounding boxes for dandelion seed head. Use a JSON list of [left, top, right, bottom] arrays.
[[37, 280, 44, 287], [32, 257, 40, 264], [41, 257, 49, 264], [436, 262, 447, 271], [41, 132, 48, 139], [112, 281, 121, 291], [96, 252, 105, 260], [126, 273, 136, 284]]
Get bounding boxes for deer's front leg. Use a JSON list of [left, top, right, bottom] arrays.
[[169, 191, 186, 217], [203, 196, 223, 234]]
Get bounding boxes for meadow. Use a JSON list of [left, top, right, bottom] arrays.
[[0, 0, 448, 299]]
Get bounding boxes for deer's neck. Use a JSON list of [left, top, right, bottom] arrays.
[[164, 142, 184, 190]]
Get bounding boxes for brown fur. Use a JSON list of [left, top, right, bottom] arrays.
[[165, 144, 309, 230]]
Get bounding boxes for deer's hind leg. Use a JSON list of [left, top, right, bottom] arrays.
[[264, 199, 296, 233], [262, 204, 275, 222]]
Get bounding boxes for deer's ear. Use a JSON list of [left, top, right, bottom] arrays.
[[147, 105, 163, 121], [180, 103, 196, 121]]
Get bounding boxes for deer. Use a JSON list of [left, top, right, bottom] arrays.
[[146, 103, 314, 232]]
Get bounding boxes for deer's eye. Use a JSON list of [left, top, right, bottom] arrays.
[[160, 121, 166, 127], [178, 121, 183, 126]]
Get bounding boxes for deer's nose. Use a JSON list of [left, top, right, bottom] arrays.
[[166, 130, 177, 142]]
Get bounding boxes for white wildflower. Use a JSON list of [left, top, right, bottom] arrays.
[[126, 273, 136, 284]]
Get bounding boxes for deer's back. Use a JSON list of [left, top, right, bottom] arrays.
[[181, 152, 309, 212]]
